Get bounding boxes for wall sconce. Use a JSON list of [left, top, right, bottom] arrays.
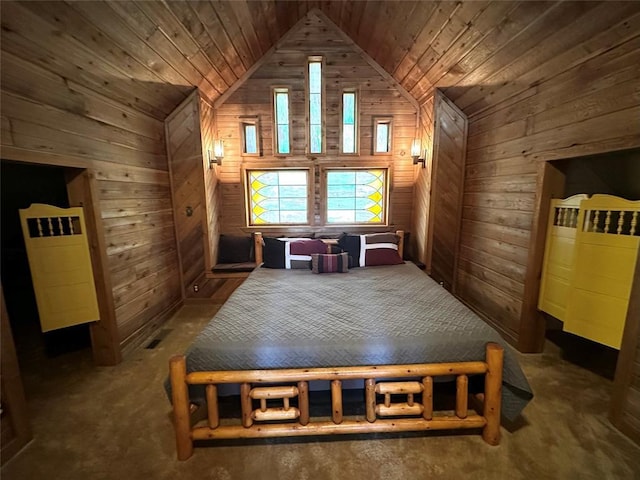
[[411, 139, 425, 168], [209, 139, 224, 168]]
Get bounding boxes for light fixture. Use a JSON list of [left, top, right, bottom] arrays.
[[411, 139, 425, 168], [209, 139, 224, 168]]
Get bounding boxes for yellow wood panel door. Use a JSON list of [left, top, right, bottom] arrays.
[[564, 195, 640, 349], [19, 204, 100, 332], [538, 195, 588, 321]]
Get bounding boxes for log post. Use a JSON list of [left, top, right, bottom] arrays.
[[298, 381, 309, 425], [169, 355, 193, 461], [396, 230, 404, 259], [365, 378, 376, 422], [254, 232, 263, 265], [482, 343, 503, 445], [240, 383, 253, 428], [456, 375, 468, 419], [422, 376, 433, 420], [205, 384, 219, 429], [331, 380, 343, 424]]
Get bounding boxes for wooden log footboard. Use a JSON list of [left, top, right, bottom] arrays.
[[170, 342, 504, 460]]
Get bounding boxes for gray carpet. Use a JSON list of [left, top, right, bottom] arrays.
[[2, 304, 639, 480]]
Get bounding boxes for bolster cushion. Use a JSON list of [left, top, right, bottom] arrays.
[[311, 253, 349, 274]]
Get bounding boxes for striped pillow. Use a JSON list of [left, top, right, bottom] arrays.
[[311, 253, 349, 273]]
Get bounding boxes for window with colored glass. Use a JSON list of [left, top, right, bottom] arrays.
[[374, 118, 392, 154], [342, 91, 357, 154], [241, 121, 258, 155], [308, 58, 323, 154], [247, 170, 308, 225], [326, 169, 387, 224], [273, 88, 290, 155]]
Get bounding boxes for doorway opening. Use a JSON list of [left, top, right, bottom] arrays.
[[1, 161, 92, 371], [543, 148, 640, 379]]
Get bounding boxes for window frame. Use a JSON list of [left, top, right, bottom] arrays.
[[244, 166, 313, 227], [305, 56, 326, 156], [321, 165, 391, 227], [272, 87, 293, 157], [373, 116, 393, 155], [340, 88, 359, 155], [239, 116, 260, 157]]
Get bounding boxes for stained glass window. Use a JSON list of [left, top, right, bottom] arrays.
[[308, 59, 323, 154], [326, 169, 386, 224], [342, 91, 357, 154], [248, 170, 308, 225], [374, 118, 392, 154], [242, 122, 258, 155], [274, 88, 290, 154]]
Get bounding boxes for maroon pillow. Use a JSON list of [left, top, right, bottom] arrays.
[[289, 239, 327, 256]]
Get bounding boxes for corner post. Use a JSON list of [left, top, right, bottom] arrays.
[[482, 342, 503, 445], [170, 355, 193, 460]]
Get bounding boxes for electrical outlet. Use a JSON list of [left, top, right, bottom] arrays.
[[193, 284, 199, 292]]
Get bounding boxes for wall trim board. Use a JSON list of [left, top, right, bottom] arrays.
[[517, 161, 566, 353], [610, 252, 640, 445]]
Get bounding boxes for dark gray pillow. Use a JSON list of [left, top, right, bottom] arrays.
[[217, 235, 254, 264]]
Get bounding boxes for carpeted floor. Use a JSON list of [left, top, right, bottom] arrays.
[[2, 304, 639, 480]]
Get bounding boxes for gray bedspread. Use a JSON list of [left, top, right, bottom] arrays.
[[181, 263, 533, 421]]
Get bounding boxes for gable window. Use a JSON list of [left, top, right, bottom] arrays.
[[240, 117, 259, 156], [373, 117, 393, 154], [247, 169, 309, 225], [342, 90, 358, 154], [325, 168, 387, 224], [273, 88, 291, 155], [307, 57, 323, 154]]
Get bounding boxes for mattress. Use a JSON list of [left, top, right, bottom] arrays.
[[179, 262, 533, 421]]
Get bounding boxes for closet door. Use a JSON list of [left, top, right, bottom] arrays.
[[426, 92, 468, 292]]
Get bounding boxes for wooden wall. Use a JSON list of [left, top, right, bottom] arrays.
[[0, 28, 182, 358], [611, 255, 640, 445], [412, 97, 435, 264], [165, 92, 221, 297], [458, 35, 640, 348], [425, 92, 467, 292], [215, 11, 418, 236]]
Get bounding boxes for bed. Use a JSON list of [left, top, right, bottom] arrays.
[[538, 194, 640, 349], [169, 231, 533, 460]]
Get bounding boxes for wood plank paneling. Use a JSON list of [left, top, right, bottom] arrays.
[[0, 6, 182, 356], [216, 11, 418, 236], [165, 92, 221, 298], [425, 92, 468, 291], [457, 32, 640, 348]]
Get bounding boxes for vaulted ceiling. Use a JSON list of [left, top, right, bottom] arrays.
[[1, 1, 638, 121]]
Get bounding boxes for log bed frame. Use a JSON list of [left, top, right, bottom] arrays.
[[169, 230, 504, 460]]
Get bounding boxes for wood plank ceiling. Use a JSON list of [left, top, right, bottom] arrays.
[[2, 1, 637, 121]]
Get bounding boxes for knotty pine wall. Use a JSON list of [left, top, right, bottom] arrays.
[[0, 52, 182, 358], [215, 12, 418, 236], [459, 35, 640, 349]]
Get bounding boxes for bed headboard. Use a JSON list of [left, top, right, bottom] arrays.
[[253, 231, 405, 266]]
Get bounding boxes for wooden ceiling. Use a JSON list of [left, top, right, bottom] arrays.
[[2, 1, 638, 121]]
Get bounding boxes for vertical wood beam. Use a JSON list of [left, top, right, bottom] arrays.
[[206, 384, 219, 429], [365, 378, 376, 422], [518, 161, 566, 352], [610, 253, 640, 445], [65, 169, 122, 365], [240, 383, 253, 427], [422, 376, 433, 420]]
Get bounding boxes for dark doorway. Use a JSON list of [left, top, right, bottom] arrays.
[[0, 161, 91, 369]]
